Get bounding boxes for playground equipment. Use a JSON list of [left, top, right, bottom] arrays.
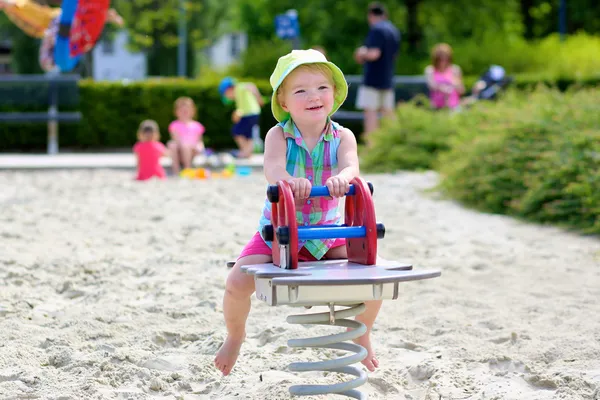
[[1, 0, 117, 72], [54, 0, 82, 72], [238, 177, 441, 399]]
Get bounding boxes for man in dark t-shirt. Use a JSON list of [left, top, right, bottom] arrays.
[[353, 2, 400, 140]]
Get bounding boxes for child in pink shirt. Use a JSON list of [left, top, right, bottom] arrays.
[[133, 119, 168, 181], [167, 97, 206, 175]]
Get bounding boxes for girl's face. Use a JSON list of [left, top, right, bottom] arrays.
[[224, 87, 235, 100], [176, 103, 195, 121], [437, 54, 450, 70], [280, 68, 335, 125], [138, 130, 158, 142]]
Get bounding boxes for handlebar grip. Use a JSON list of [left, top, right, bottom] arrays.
[[309, 185, 356, 197], [266, 182, 373, 203]]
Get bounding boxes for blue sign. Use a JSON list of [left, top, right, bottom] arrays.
[[275, 10, 299, 40]]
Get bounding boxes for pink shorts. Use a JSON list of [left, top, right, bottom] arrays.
[[238, 232, 345, 261]]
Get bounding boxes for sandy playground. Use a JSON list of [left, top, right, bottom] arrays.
[[0, 169, 599, 400]]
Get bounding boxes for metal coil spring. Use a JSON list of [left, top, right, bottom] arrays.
[[286, 303, 369, 399]]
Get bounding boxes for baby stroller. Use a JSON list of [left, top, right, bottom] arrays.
[[463, 65, 513, 106]]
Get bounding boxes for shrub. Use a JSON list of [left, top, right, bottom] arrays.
[[438, 87, 600, 234], [226, 39, 292, 80], [516, 131, 600, 233], [360, 97, 458, 172]]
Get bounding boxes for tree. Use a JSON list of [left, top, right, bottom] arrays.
[[112, 0, 233, 77], [405, 0, 423, 53], [232, 0, 406, 75]]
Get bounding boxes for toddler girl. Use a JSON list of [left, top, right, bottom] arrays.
[[214, 49, 382, 376], [133, 120, 168, 181], [167, 97, 206, 175]]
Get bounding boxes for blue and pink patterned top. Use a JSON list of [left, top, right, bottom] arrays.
[[258, 118, 344, 260]]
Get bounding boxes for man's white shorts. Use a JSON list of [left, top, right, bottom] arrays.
[[355, 85, 395, 110]]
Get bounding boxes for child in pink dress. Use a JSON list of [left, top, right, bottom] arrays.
[[133, 120, 168, 181], [167, 97, 206, 175]]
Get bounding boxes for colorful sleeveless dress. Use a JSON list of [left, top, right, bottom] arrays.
[[257, 118, 344, 260]]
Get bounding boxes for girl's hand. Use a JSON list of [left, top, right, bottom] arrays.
[[450, 74, 462, 87], [287, 178, 311, 199], [325, 175, 350, 198]]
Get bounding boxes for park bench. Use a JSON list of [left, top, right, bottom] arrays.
[[0, 74, 82, 154]]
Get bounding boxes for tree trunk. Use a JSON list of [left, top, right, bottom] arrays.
[[405, 0, 422, 54], [520, 0, 534, 39]]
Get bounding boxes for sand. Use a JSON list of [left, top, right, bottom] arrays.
[[0, 169, 599, 400]]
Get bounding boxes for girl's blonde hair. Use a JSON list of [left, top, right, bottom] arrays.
[[276, 63, 335, 105], [431, 43, 453, 70], [137, 119, 160, 142], [174, 96, 197, 117]]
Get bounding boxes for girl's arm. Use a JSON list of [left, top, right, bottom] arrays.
[[334, 128, 360, 181], [168, 123, 180, 143], [196, 122, 206, 153], [132, 144, 141, 166], [249, 83, 265, 107], [197, 139, 205, 153], [263, 126, 291, 184], [325, 128, 360, 197], [161, 144, 170, 158], [424, 65, 439, 90], [263, 125, 311, 198], [452, 65, 465, 94]]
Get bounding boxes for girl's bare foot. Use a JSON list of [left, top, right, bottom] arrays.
[[353, 332, 379, 372], [214, 335, 245, 376]]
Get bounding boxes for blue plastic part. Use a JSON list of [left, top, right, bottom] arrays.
[[296, 226, 366, 240], [310, 185, 356, 197], [54, 0, 81, 72]]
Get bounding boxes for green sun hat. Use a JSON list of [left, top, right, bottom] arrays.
[[269, 49, 348, 122]]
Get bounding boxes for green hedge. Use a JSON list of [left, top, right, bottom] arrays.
[[2, 72, 599, 152], [363, 86, 600, 234], [0, 78, 276, 152]]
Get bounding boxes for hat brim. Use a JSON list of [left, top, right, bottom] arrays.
[[271, 61, 348, 122]]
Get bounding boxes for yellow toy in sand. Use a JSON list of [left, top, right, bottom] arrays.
[[179, 164, 237, 180]]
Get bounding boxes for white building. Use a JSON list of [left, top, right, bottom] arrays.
[[92, 31, 147, 81], [204, 32, 247, 70]]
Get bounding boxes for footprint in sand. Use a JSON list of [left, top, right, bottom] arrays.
[[152, 332, 182, 348]]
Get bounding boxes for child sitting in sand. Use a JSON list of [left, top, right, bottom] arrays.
[[133, 120, 168, 181], [214, 49, 382, 376], [167, 97, 206, 175]]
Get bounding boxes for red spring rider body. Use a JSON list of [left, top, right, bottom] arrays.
[[263, 176, 385, 270]]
